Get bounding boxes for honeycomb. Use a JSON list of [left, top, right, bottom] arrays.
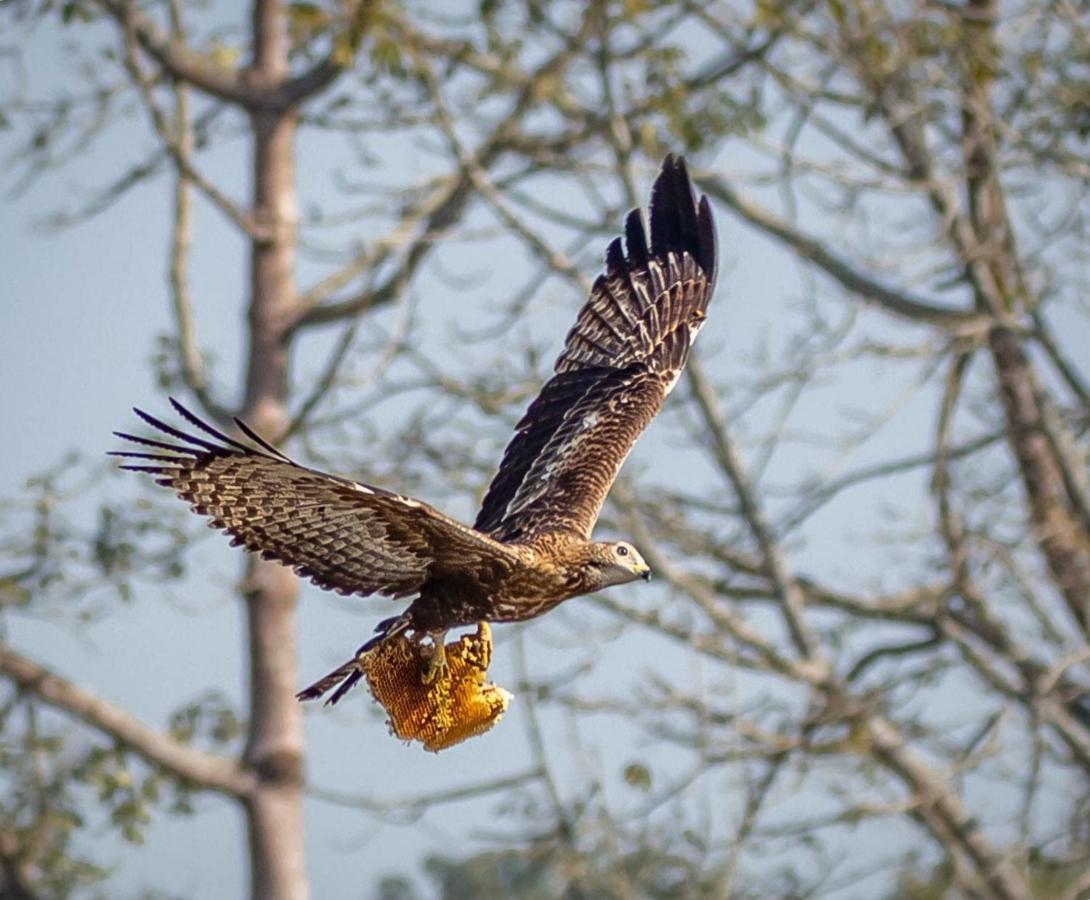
[[362, 622, 512, 752]]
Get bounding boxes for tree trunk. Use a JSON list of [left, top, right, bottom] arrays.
[[239, 2, 306, 897], [988, 326, 1090, 634], [956, 0, 1090, 636]]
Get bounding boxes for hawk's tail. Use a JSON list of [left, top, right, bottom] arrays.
[[296, 658, 365, 706], [296, 615, 409, 706]]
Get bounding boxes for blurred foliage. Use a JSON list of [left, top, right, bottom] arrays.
[[891, 854, 1087, 900], [167, 690, 245, 749], [0, 701, 109, 898], [0, 458, 192, 621], [374, 838, 737, 900]]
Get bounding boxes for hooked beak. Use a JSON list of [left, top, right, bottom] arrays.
[[639, 566, 652, 582]]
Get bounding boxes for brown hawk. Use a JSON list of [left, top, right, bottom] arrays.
[[112, 155, 718, 704]]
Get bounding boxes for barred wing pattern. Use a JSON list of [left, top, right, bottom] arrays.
[[112, 400, 521, 599], [474, 155, 718, 542]]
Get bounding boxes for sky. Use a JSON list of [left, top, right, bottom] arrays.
[[3, 5, 1088, 899]]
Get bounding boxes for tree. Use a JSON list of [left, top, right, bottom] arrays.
[[2, 1, 1088, 898]]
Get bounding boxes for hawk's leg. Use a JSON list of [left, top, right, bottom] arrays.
[[420, 630, 449, 685]]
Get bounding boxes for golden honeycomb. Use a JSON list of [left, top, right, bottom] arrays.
[[362, 622, 512, 752]]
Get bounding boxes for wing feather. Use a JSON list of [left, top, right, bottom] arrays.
[[113, 401, 521, 598], [475, 155, 718, 540]]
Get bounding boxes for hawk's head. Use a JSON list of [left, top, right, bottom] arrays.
[[583, 540, 652, 589]]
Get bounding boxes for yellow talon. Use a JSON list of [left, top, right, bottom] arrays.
[[421, 634, 449, 684]]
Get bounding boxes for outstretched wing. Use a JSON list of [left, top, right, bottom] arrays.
[[112, 399, 521, 598], [475, 155, 718, 542]]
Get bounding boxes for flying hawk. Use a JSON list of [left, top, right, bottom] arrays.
[[112, 155, 718, 704]]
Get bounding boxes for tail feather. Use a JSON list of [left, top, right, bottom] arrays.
[[296, 616, 411, 706]]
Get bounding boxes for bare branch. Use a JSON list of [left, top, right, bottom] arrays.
[[0, 643, 253, 798], [163, 5, 230, 423], [118, 24, 268, 242], [687, 359, 824, 664], [94, 0, 258, 106], [308, 766, 544, 822], [1032, 310, 1090, 415], [420, 58, 590, 294], [290, 9, 597, 331], [273, 1, 376, 108], [989, 325, 1090, 633], [700, 174, 987, 329], [289, 170, 475, 330], [867, 715, 1031, 900], [779, 427, 1004, 534]]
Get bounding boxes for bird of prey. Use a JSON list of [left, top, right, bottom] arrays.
[[112, 155, 718, 704]]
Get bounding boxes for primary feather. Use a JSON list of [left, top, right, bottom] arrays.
[[474, 154, 717, 541]]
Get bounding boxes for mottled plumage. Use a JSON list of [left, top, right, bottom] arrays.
[[112, 155, 718, 703]]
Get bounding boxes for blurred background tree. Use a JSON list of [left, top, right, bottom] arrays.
[[1, 0, 1088, 898]]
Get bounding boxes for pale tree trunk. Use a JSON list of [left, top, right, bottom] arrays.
[[988, 326, 1090, 632], [239, 2, 306, 898], [959, 0, 1090, 635]]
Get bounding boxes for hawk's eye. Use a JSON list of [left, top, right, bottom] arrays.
[[616, 546, 629, 557]]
